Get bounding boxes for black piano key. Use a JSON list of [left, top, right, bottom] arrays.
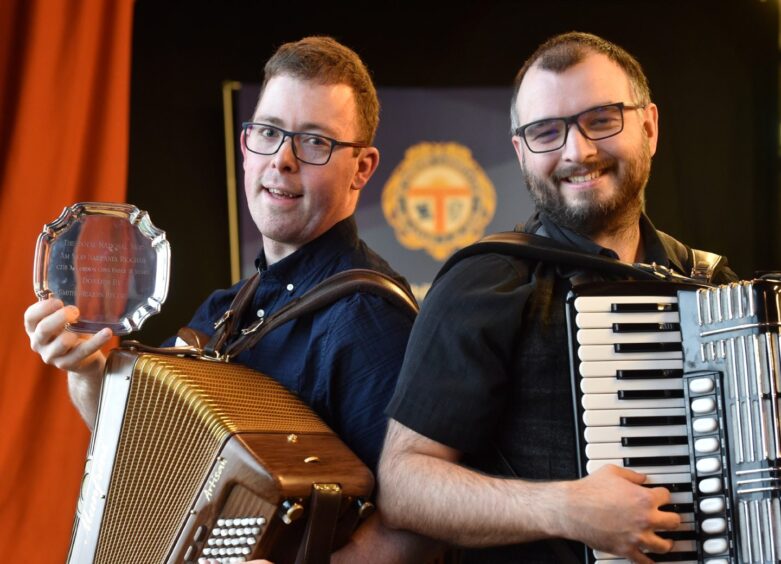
[[641, 482, 692, 493], [658, 530, 697, 541], [623, 455, 690, 467], [618, 389, 684, 400], [616, 369, 684, 380], [621, 415, 687, 426], [659, 503, 694, 513], [611, 303, 678, 313], [613, 322, 681, 333], [622, 435, 688, 447], [648, 552, 699, 562], [614, 342, 683, 353]]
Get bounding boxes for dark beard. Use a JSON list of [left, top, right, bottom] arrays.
[[522, 138, 651, 237]]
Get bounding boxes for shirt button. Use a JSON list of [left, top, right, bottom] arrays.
[[286, 283, 294, 292], [256, 309, 265, 318]]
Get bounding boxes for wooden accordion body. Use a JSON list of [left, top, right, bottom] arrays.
[[68, 348, 374, 564]]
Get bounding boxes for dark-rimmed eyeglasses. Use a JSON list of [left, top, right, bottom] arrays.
[[514, 102, 646, 154], [242, 122, 369, 165]]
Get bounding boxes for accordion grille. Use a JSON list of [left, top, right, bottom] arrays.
[[94, 352, 330, 564]]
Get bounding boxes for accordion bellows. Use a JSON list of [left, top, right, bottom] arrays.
[[69, 350, 373, 563]]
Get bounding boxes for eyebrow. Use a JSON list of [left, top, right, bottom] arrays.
[[252, 115, 339, 138]]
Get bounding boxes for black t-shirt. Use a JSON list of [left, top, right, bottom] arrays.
[[386, 212, 737, 563]]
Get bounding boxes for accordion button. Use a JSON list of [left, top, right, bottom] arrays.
[[691, 397, 716, 414], [696, 457, 721, 474], [703, 537, 728, 555], [704, 559, 729, 564], [693, 417, 718, 433], [689, 377, 715, 394], [701, 517, 727, 534], [699, 496, 725, 514], [699, 477, 722, 494], [695, 437, 720, 453]]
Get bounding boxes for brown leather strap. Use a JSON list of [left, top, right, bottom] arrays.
[[294, 483, 343, 564], [203, 272, 261, 357], [223, 269, 418, 360]]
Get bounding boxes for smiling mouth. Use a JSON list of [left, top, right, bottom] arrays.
[[564, 169, 604, 184], [265, 186, 301, 199]]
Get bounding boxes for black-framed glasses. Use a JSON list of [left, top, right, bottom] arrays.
[[514, 102, 646, 154], [242, 122, 369, 165]]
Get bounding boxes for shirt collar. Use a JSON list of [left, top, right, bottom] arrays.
[[253, 216, 359, 284], [528, 211, 675, 268]]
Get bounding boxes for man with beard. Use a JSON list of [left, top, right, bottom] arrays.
[[377, 32, 737, 564]]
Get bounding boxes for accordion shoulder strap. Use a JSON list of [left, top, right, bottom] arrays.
[[435, 230, 661, 283], [655, 229, 726, 283], [200, 269, 418, 361]]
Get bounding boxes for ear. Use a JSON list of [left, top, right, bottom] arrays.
[[511, 135, 526, 168], [350, 146, 380, 191], [240, 128, 248, 170], [642, 102, 659, 157]]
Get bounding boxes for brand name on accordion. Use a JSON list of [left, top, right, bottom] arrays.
[[203, 457, 227, 502]]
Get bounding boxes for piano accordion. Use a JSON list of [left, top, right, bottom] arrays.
[[567, 279, 781, 564], [68, 348, 374, 564]]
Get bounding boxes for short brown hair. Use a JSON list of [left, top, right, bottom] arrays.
[[510, 32, 651, 130], [257, 36, 379, 144]]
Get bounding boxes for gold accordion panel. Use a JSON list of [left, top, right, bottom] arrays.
[[69, 349, 374, 564]]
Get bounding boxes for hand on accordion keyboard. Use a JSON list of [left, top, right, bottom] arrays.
[[564, 464, 682, 564]]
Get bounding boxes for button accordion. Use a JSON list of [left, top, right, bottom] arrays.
[[567, 279, 781, 563], [67, 349, 374, 564]]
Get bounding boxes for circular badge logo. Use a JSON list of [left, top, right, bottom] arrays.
[[382, 142, 496, 261]]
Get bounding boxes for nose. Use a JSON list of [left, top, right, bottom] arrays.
[[271, 135, 299, 171], [560, 123, 598, 162]]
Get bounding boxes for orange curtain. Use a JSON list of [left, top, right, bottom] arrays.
[[0, 0, 134, 560]]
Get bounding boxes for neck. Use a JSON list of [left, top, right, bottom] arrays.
[[262, 240, 300, 266], [591, 217, 643, 263]]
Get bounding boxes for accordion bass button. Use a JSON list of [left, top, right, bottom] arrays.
[[699, 496, 725, 514], [693, 417, 718, 433], [694, 437, 720, 453], [701, 517, 727, 534], [696, 457, 722, 474], [689, 378, 715, 394], [703, 537, 728, 555], [691, 397, 716, 414], [699, 477, 722, 494]]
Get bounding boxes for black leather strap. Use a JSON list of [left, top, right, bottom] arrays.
[[294, 484, 343, 564]]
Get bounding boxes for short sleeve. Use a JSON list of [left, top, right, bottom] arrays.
[[386, 253, 534, 453]]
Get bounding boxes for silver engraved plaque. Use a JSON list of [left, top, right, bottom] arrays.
[[34, 202, 171, 335]]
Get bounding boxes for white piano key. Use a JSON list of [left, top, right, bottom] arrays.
[[582, 394, 684, 410], [581, 377, 683, 393], [579, 345, 682, 361], [594, 540, 697, 561], [586, 443, 690, 460], [576, 311, 680, 329], [585, 458, 692, 474], [579, 359, 683, 377], [643, 472, 693, 485], [577, 328, 680, 345], [582, 407, 686, 427], [574, 295, 678, 312], [586, 458, 691, 476], [584, 425, 688, 443]]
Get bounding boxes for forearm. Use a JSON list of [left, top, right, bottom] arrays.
[[379, 427, 568, 546], [67, 354, 105, 430], [331, 512, 439, 564]]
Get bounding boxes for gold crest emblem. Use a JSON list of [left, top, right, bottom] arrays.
[[382, 142, 496, 261]]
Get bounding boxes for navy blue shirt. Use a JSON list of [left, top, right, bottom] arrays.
[[174, 217, 414, 473]]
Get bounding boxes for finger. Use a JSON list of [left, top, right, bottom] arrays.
[[35, 305, 80, 344], [653, 506, 682, 530], [24, 298, 64, 334], [639, 532, 675, 554], [54, 328, 113, 370], [609, 464, 647, 484], [626, 548, 654, 564]]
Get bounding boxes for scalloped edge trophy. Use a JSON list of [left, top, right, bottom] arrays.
[[34, 202, 170, 335]]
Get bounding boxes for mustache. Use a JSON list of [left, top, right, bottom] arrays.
[[552, 159, 616, 182]]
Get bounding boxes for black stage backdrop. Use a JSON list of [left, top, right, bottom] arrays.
[[128, 0, 779, 345]]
